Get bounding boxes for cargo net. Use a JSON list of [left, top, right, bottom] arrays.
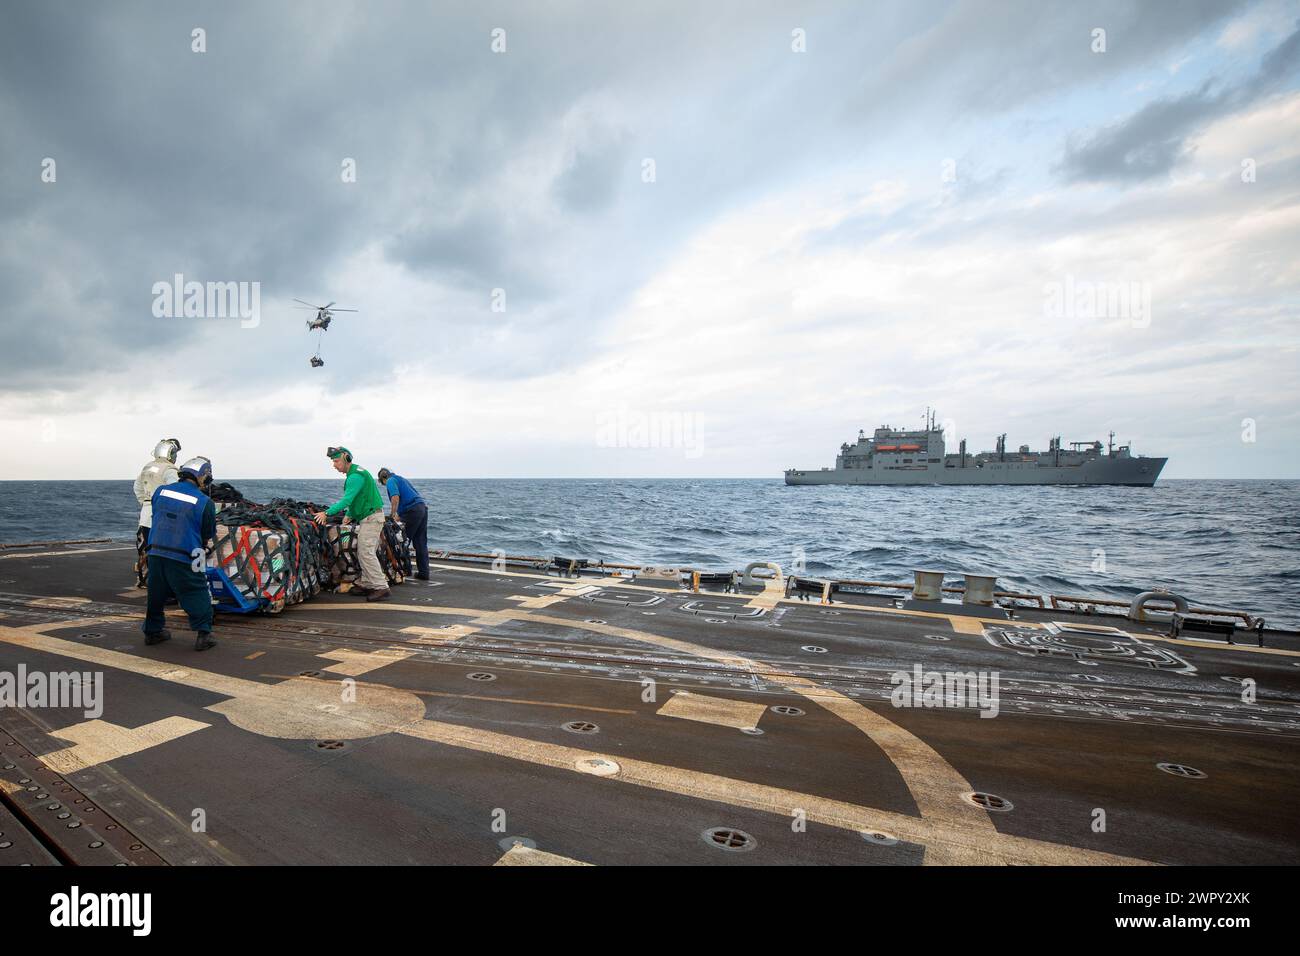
[[320, 515, 411, 589], [210, 489, 410, 613]]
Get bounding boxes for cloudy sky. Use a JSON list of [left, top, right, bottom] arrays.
[[1, 0, 1297, 479]]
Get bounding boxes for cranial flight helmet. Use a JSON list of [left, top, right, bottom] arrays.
[[178, 456, 212, 487], [153, 438, 182, 464]]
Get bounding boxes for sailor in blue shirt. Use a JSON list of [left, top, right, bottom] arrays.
[[377, 468, 429, 580], [143, 456, 218, 651]]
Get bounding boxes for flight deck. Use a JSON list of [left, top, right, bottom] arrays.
[[2, 541, 1298, 866]]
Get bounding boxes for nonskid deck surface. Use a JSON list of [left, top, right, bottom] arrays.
[[1, 542, 1298, 865]]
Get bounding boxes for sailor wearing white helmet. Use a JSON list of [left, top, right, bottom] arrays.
[[132, 438, 181, 586]]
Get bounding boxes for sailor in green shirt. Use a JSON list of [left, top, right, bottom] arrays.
[[313, 446, 390, 601]]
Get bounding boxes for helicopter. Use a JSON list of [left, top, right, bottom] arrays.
[[294, 298, 357, 332], [294, 299, 358, 367]]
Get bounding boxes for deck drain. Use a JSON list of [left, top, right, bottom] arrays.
[[801, 645, 828, 654], [770, 705, 805, 716], [740, 727, 764, 736], [298, 670, 322, 678], [562, 720, 599, 735], [924, 634, 951, 642], [702, 827, 756, 852], [585, 619, 607, 625], [963, 792, 1014, 812], [641, 611, 657, 616], [861, 830, 899, 846], [1157, 762, 1207, 779], [78, 632, 104, 640], [575, 757, 620, 776], [466, 672, 496, 682], [705, 618, 728, 624], [314, 740, 347, 752]]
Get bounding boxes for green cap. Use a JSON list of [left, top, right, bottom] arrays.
[[327, 445, 352, 460]]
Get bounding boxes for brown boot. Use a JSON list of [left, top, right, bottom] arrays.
[[366, 588, 391, 602]]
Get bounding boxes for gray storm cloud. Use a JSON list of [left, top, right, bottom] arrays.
[[1, 0, 1252, 392], [1059, 18, 1300, 183], [1, 0, 1296, 480]]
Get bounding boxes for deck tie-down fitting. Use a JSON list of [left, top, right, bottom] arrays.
[[1128, 590, 1189, 623], [741, 562, 783, 588]]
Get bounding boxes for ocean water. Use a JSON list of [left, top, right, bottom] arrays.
[[1, 478, 1296, 627]]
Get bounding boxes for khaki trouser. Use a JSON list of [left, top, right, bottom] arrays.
[[355, 511, 388, 591]]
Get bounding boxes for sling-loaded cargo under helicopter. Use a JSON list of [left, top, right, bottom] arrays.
[[294, 298, 357, 368]]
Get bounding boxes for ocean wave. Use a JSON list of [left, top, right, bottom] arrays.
[[1, 477, 1297, 626]]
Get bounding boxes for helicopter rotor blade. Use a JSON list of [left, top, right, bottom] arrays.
[[292, 298, 320, 308]]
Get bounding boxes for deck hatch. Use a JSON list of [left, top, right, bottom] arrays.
[[983, 626, 1194, 673], [583, 589, 664, 608], [679, 600, 765, 619]]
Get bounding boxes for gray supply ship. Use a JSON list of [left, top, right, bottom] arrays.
[[786, 411, 1167, 486]]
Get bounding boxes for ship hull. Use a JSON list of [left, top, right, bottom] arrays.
[[785, 457, 1167, 486]]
